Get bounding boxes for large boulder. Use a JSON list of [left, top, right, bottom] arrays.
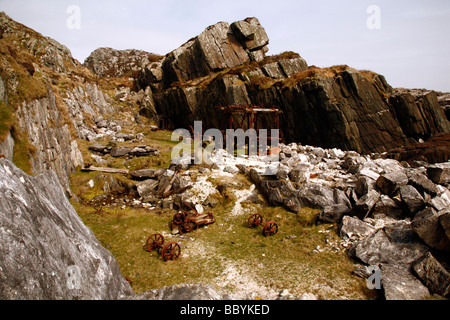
[[339, 216, 375, 239], [399, 185, 425, 216], [133, 284, 229, 300], [350, 190, 381, 220], [381, 264, 430, 300], [318, 204, 351, 224], [408, 171, 440, 197], [230, 17, 269, 60], [411, 207, 450, 252], [160, 18, 270, 88], [136, 179, 159, 199], [376, 171, 409, 196], [427, 163, 450, 185], [412, 252, 450, 297], [0, 159, 134, 299], [353, 228, 428, 266], [297, 184, 350, 210]]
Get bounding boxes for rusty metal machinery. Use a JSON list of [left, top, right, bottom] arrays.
[[215, 105, 283, 148], [146, 233, 181, 262], [248, 214, 279, 237], [171, 206, 215, 235]]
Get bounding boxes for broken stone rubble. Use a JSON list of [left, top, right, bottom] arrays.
[[84, 138, 450, 300], [205, 142, 450, 300]]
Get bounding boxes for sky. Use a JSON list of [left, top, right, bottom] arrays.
[[1, 0, 449, 92]]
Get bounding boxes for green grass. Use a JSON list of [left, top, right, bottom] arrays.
[[0, 99, 34, 174], [0, 101, 15, 143], [11, 131, 34, 175], [71, 166, 376, 299], [72, 197, 375, 299]]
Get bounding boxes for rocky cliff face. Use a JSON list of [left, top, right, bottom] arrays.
[[0, 159, 134, 299], [15, 88, 84, 195], [135, 18, 449, 156], [0, 12, 137, 194]]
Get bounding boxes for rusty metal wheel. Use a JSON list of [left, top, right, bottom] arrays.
[[248, 214, 263, 229], [172, 212, 185, 226], [162, 242, 181, 261], [263, 221, 278, 237], [146, 234, 165, 252]]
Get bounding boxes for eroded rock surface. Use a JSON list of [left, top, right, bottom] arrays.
[[0, 159, 134, 300]]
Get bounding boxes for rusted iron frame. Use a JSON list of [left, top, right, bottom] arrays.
[[215, 105, 282, 132], [215, 105, 283, 154]]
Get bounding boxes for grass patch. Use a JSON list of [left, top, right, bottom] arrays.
[[71, 167, 376, 299], [77, 128, 178, 172], [0, 100, 15, 142], [281, 65, 354, 89], [11, 125, 35, 175]]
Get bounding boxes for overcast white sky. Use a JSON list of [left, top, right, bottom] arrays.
[[1, 0, 449, 92]]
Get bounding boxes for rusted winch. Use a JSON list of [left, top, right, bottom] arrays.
[[146, 234, 181, 262], [248, 213, 279, 237], [171, 206, 215, 235]]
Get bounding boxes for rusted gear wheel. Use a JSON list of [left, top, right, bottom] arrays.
[[162, 242, 181, 261], [172, 212, 185, 226], [248, 214, 263, 229], [146, 234, 165, 252], [263, 221, 279, 237]]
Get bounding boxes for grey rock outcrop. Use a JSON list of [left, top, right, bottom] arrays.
[[16, 88, 84, 196], [352, 225, 429, 266], [412, 252, 450, 297], [133, 284, 229, 300], [84, 47, 162, 78], [0, 12, 77, 73], [160, 17, 270, 89], [411, 207, 450, 252], [376, 171, 409, 196], [147, 18, 450, 156], [0, 159, 134, 299], [0, 12, 127, 196], [390, 88, 450, 140]]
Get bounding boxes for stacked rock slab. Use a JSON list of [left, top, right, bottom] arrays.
[[161, 17, 270, 89]]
